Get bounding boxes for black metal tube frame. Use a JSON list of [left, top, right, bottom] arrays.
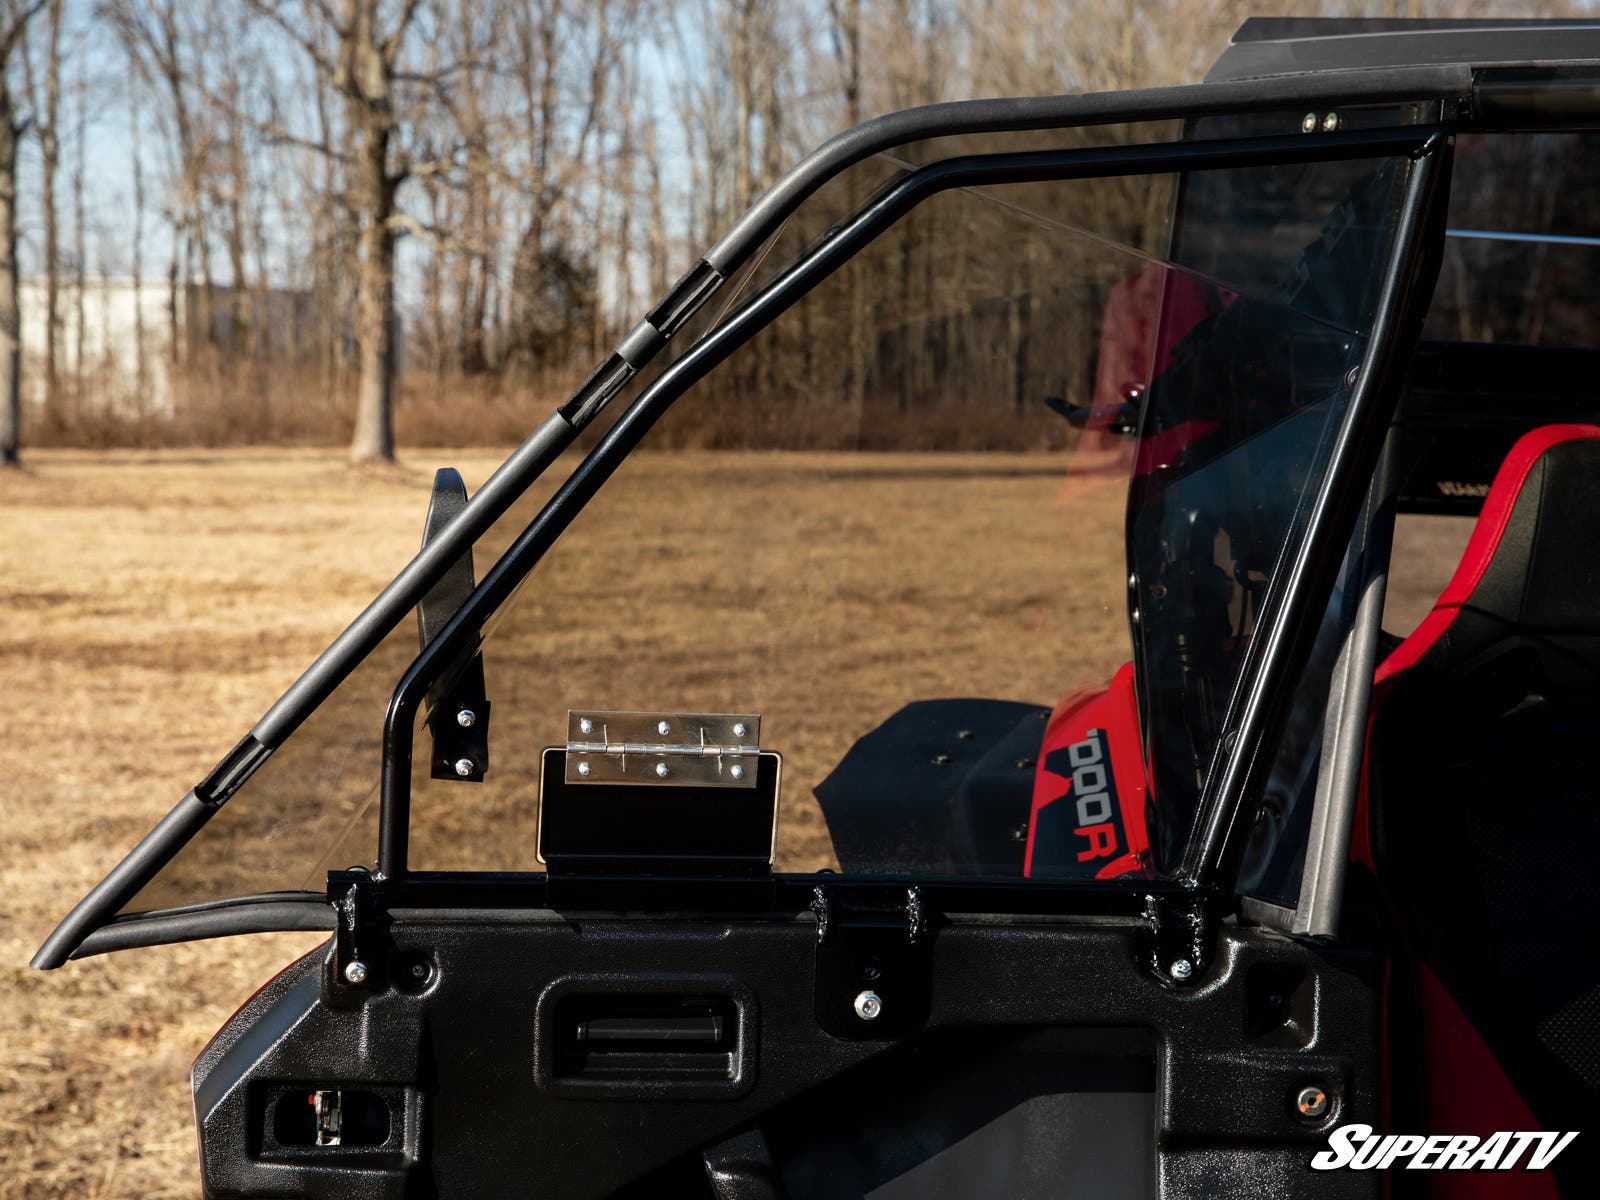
[[377, 123, 1443, 880], [36, 69, 1467, 967]]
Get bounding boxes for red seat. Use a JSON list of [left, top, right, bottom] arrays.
[[1360, 424, 1600, 1197]]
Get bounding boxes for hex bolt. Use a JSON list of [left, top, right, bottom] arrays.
[[1170, 959, 1194, 982], [732, 722, 748, 738], [655, 762, 670, 778], [456, 709, 477, 728], [729, 764, 745, 781], [1322, 112, 1340, 132], [453, 758, 475, 777], [657, 719, 672, 736], [1296, 1085, 1331, 1120], [1301, 112, 1318, 133], [343, 960, 369, 985], [853, 990, 883, 1021], [577, 761, 592, 778], [578, 717, 593, 734]]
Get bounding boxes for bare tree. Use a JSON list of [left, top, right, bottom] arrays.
[[0, 0, 47, 467], [246, 0, 429, 463]]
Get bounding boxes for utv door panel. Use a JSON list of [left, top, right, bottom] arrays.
[[191, 922, 1378, 1198]]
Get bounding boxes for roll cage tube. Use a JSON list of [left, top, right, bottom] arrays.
[[377, 124, 1446, 883], [35, 74, 1462, 968]]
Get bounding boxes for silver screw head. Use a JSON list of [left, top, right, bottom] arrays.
[[410, 961, 429, 980], [1322, 112, 1340, 132], [1301, 112, 1318, 133], [1170, 959, 1194, 981], [343, 960, 368, 985], [732, 721, 748, 738], [456, 708, 477, 728], [853, 990, 883, 1021], [1296, 1085, 1330, 1119], [1344, 365, 1360, 388], [578, 717, 593, 734], [453, 758, 475, 777], [730, 763, 745, 780], [655, 762, 670, 778], [656, 719, 671, 736], [577, 760, 592, 778]]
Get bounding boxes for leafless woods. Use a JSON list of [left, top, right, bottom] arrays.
[[0, 0, 1555, 462]]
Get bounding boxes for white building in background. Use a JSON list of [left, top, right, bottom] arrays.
[[19, 276, 176, 413], [18, 276, 317, 415]]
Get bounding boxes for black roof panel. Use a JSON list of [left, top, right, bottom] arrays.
[[1209, 17, 1600, 82]]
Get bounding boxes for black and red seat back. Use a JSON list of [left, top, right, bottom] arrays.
[[1365, 424, 1600, 1196]]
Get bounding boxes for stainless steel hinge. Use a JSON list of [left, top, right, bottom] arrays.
[[565, 710, 760, 787]]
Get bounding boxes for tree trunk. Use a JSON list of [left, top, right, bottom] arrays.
[[0, 108, 19, 466], [350, 119, 395, 463]]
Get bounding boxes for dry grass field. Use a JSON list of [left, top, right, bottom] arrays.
[[0, 448, 1467, 1197]]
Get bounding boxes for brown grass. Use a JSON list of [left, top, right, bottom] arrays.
[[0, 448, 1462, 1197]]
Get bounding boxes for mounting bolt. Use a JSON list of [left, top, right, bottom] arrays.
[[453, 758, 475, 777], [1295, 1085, 1331, 1120], [343, 961, 368, 985], [657, 720, 671, 735], [456, 708, 477, 728], [655, 762, 670, 778], [1344, 365, 1360, 389], [578, 717, 593, 734], [1169, 959, 1194, 982], [853, 990, 883, 1021], [577, 760, 592, 778], [729, 763, 745, 781], [732, 721, 748, 738], [1322, 112, 1340, 132]]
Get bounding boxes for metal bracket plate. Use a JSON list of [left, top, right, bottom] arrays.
[[565, 710, 760, 788], [812, 886, 932, 1039]]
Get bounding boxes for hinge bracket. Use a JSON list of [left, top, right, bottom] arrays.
[[813, 886, 932, 1039], [1140, 892, 1217, 987], [323, 870, 388, 1007]]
